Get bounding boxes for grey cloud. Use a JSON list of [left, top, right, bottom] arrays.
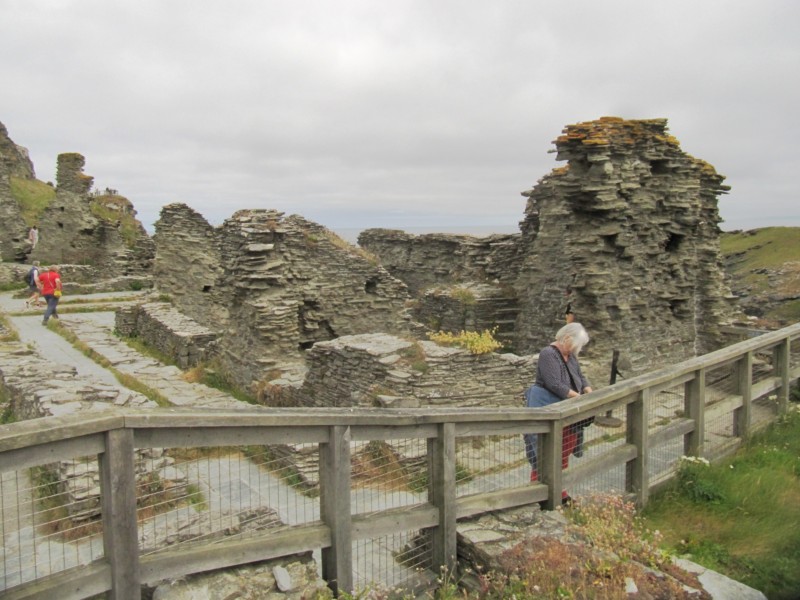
[[2, 0, 799, 233]]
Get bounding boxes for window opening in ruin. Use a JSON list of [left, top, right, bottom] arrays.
[[664, 233, 684, 253], [606, 305, 621, 322], [202, 285, 212, 293], [602, 234, 618, 250], [365, 278, 378, 294], [298, 300, 336, 350], [669, 298, 688, 317], [650, 159, 670, 175], [57, 222, 64, 229]]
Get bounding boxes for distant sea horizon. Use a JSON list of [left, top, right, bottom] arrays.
[[331, 224, 520, 244]]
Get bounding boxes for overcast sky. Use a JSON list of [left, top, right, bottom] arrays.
[[2, 1, 798, 236]]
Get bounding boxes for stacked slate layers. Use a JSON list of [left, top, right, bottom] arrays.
[[514, 117, 732, 373]]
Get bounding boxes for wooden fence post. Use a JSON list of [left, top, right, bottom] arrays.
[[684, 368, 706, 458], [733, 351, 753, 437], [429, 422, 457, 576], [320, 425, 353, 596], [773, 339, 791, 415], [100, 428, 140, 600], [539, 422, 563, 510], [626, 388, 650, 506]]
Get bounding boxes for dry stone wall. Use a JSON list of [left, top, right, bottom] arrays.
[[292, 333, 536, 409], [152, 203, 228, 330], [358, 229, 522, 295], [115, 302, 218, 369]]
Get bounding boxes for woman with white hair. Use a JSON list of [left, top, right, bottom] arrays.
[[524, 322, 593, 503]]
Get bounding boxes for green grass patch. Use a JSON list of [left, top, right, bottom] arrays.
[[9, 176, 56, 225], [642, 408, 800, 599], [720, 227, 800, 296], [720, 227, 800, 266], [0, 281, 27, 293], [0, 314, 20, 343]]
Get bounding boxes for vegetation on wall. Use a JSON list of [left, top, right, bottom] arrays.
[[9, 176, 55, 225], [428, 328, 502, 354], [89, 194, 144, 248]]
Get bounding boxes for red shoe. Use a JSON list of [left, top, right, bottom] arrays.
[[530, 469, 538, 482]]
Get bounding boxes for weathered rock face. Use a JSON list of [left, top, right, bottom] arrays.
[[0, 121, 35, 261], [0, 120, 35, 180], [30, 153, 155, 274], [361, 117, 735, 378], [153, 205, 413, 390]]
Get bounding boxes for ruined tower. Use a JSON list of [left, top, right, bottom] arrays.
[[514, 117, 733, 373]]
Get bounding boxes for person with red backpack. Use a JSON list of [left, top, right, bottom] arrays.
[[38, 265, 63, 325]]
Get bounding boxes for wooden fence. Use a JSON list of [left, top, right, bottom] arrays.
[[1, 322, 798, 599]]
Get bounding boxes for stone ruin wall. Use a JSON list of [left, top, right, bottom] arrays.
[[152, 203, 229, 330], [153, 205, 413, 392], [361, 117, 736, 381], [0, 120, 154, 272], [513, 117, 734, 377], [357, 229, 522, 295], [357, 230, 525, 349], [30, 153, 155, 276], [116, 302, 218, 369]]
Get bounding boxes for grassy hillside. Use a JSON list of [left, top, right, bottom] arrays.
[[9, 176, 56, 225], [720, 227, 800, 325]]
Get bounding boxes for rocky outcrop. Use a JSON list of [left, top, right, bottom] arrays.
[[0, 121, 35, 180], [1, 120, 154, 271], [0, 121, 35, 261]]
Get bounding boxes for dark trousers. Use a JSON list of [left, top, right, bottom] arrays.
[[43, 294, 60, 323]]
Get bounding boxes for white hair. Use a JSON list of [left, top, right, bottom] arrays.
[[555, 322, 590, 355]]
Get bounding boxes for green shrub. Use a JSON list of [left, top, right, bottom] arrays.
[[675, 456, 725, 504]]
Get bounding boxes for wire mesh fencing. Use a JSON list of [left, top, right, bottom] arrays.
[[0, 458, 105, 591]]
